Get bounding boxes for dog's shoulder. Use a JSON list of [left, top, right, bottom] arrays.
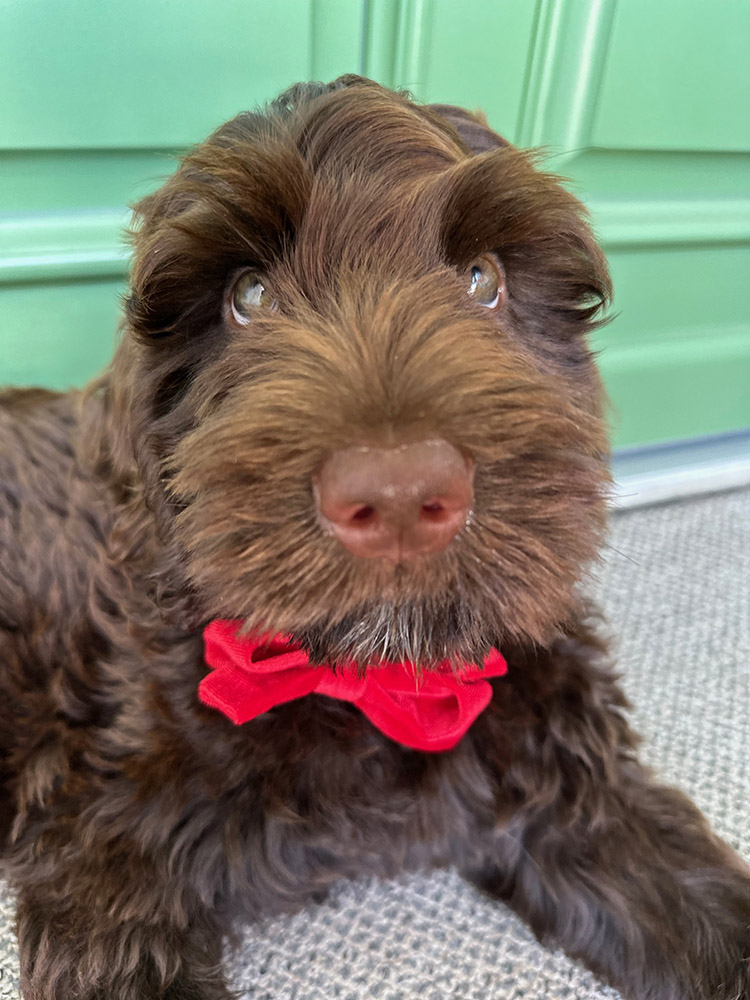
[[0, 388, 95, 625], [0, 386, 80, 517]]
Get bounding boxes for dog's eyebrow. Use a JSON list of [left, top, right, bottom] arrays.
[[163, 135, 312, 266], [434, 147, 593, 263], [127, 133, 313, 338], [428, 147, 610, 333]]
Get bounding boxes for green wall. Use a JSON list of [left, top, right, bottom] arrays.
[[2, 0, 748, 449]]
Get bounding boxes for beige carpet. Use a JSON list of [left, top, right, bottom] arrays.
[[2, 486, 748, 999]]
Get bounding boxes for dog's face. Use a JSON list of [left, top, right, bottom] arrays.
[[118, 77, 611, 667]]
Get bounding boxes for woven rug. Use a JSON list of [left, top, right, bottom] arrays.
[[2, 486, 748, 999]]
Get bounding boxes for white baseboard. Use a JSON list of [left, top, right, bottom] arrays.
[[611, 431, 750, 510]]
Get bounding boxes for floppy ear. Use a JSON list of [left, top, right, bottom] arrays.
[[426, 104, 510, 155]]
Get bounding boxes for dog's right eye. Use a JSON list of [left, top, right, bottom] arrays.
[[466, 254, 505, 310], [228, 270, 273, 325]]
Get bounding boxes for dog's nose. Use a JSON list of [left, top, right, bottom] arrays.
[[314, 439, 474, 561]]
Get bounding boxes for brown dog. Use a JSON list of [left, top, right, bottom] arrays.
[[1, 76, 748, 1000]]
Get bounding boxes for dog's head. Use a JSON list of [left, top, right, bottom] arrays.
[[117, 75, 611, 666]]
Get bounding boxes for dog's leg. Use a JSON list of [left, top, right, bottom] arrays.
[[462, 623, 750, 1000], [15, 878, 233, 1000]]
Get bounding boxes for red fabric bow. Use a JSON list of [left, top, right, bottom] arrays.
[[200, 620, 507, 753]]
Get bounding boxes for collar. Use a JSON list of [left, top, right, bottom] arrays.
[[200, 619, 507, 752]]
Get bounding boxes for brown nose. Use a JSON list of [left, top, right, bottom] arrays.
[[314, 439, 474, 561]]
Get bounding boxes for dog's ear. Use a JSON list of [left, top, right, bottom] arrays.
[[425, 104, 510, 156]]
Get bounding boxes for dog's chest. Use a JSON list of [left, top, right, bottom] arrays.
[[219, 696, 492, 898]]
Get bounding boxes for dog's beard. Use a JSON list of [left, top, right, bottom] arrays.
[[169, 344, 609, 667], [292, 593, 500, 669]]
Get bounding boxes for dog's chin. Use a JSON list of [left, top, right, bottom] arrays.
[[290, 596, 501, 669]]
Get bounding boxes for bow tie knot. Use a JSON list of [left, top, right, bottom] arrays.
[[199, 620, 507, 753]]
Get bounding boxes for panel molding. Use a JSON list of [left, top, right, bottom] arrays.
[[363, 0, 399, 87], [592, 197, 750, 248], [0, 213, 129, 283], [392, 0, 430, 92], [517, 0, 616, 153], [310, 0, 367, 81]]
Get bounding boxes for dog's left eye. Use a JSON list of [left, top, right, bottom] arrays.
[[466, 255, 505, 309], [228, 270, 274, 325]]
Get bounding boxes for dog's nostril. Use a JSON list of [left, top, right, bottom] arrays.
[[351, 505, 376, 523], [420, 500, 445, 519]]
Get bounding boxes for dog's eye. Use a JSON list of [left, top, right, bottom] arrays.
[[466, 255, 505, 309], [229, 270, 273, 325]]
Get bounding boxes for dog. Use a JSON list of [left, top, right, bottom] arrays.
[[1, 75, 748, 1000]]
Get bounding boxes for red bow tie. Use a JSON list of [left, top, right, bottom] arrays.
[[200, 620, 507, 753]]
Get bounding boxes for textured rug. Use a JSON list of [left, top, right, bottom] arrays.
[[1, 486, 749, 999]]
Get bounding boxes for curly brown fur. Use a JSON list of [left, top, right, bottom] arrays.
[[1, 75, 748, 1000]]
